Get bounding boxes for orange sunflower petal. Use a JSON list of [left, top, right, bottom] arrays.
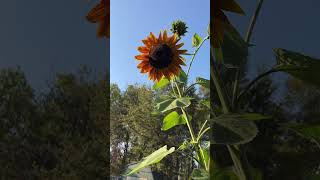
[[137, 46, 149, 53], [158, 31, 163, 43], [142, 39, 152, 48], [177, 50, 188, 54], [175, 43, 184, 49], [163, 30, 168, 41], [135, 54, 149, 61], [150, 32, 158, 44], [156, 71, 163, 81]]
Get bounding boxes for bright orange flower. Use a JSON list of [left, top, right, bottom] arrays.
[[212, 0, 244, 47], [86, 0, 110, 38], [135, 30, 187, 82]]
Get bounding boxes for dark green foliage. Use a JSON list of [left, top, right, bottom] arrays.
[[0, 67, 108, 179]]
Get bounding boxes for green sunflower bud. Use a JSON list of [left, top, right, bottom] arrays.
[[170, 20, 188, 38]]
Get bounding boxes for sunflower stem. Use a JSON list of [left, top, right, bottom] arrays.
[[186, 35, 210, 77], [173, 79, 196, 143]]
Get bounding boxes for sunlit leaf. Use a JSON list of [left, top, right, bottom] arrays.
[[161, 111, 187, 131], [198, 142, 210, 171], [196, 77, 210, 89], [156, 97, 192, 113], [153, 77, 170, 90], [125, 145, 175, 175], [274, 48, 320, 87], [191, 168, 209, 179], [192, 33, 202, 47]]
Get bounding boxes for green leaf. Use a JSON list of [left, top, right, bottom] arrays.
[[191, 169, 209, 179], [161, 111, 187, 131], [213, 48, 224, 63], [287, 122, 320, 145], [218, 26, 248, 66], [274, 48, 320, 87], [212, 167, 238, 180], [151, 111, 161, 116], [200, 99, 210, 109], [176, 69, 188, 84], [198, 143, 210, 171], [156, 97, 192, 113], [155, 99, 174, 112], [192, 33, 202, 47], [251, 168, 263, 180], [211, 167, 262, 180], [216, 113, 271, 122], [178, 141, 190, 151], [125, 145, 175, 175], [196, 77, 210, 89], [153, 77, 170, 90], [211, 114, 259, 145]]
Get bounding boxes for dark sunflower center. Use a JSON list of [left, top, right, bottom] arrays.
[[149, 44, 173, 69]]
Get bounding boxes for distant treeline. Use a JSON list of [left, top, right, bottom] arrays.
[[0, 67, 319, 179]]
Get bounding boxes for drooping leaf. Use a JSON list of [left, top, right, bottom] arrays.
[[161, 111, 187, 131], [274, 48, 320, 87], [153, 77, 170, 90], [125, 145, 175, 175], [211, 114, 258, 145], [191, 168, 209, 179], [196, 77, 210, 89], [192, 33, 202, 47], [156, 97, 192, 113]]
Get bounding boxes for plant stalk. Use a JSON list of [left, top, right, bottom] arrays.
[[173, 80, 197, 142], [186, 36, 210, 77]]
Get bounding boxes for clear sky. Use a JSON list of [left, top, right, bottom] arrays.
[[0, 0, 108, 92], [110, 0, 210, 89]]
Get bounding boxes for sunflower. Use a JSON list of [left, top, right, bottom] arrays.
[[212, 0, 244, 47], [86, 0, 110, 38], [135, 30, 187, 82]]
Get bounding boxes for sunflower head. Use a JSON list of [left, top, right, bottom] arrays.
[[86, 0, 110, 38], [135, 30, 187, 82], [212, 0, 244, 47]]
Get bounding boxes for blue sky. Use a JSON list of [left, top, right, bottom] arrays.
[[110, 0, 210, 89]]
